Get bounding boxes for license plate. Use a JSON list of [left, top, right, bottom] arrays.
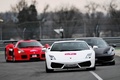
[[32, 55, 37, 57], [65, 64, 77, 67]]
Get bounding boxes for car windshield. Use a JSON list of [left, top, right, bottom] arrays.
[[17, 41, 43, 48], [92, 39, 108, 48], [84, 38, 108, 48], [50, 42, 90, 51]]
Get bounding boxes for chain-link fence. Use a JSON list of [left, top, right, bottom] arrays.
[[1, 19, 120, 40]]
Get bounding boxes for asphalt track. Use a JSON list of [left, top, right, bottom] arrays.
[[0, 51, 120, 80]]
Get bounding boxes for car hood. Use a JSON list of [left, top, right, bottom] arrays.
[[94, 46, 111, 55], [47, 50, 94, 62], [21, 47, 42, 53]]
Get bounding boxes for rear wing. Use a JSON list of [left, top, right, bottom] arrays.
[[3, 39, 41, 44], [3, 40, 18, 44], [37, 40, 41, 41]]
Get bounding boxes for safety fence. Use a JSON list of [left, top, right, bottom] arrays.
[[1, 20, 120, 41], [0, 37, 120, 51]]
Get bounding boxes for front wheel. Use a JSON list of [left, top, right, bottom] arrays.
[[12, 52, 16, 62], [5, 49, 9, 62], [109, 61, 115, 65], [5, 53, 9, 62], [45, 63, 54, 73]]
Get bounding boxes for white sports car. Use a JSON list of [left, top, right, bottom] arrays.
[[45, 40, 96, 72]]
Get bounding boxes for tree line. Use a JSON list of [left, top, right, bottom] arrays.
[[0, 0, 120, 40]]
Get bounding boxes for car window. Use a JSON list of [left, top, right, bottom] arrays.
[[82, 39, 92, 46], [17, 41, 43, 48], [50, 42, 90, 51], [91, 39, 108, 48]]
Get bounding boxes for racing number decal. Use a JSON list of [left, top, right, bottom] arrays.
[[65, 53, 76, 55]]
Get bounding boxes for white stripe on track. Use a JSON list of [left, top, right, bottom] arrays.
[[90, 71, 103, 80]]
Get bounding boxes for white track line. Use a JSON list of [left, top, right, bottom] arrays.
[[90, 71, 103, 80]]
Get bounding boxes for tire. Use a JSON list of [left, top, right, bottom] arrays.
[[5, 55, 9, 62], [5, 49, 9, 62], [45, 63, 54, 73], [5, 54, 9, 62], [109, 61, 115, 65], [12, 56, 16, 62], [12, 52, 16, 62]]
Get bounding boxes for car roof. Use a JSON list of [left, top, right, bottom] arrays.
[[76, 37, 102, 40], [18, 40, 38, 43], [53, 40, 86, 44]]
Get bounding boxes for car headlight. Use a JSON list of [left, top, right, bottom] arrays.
[[107, 48, 115, 55], [42, 48, 46, 52], [9, 48, 13, 51], [86, 53, 92, 59], [18, 49, 24, 54], [49, 55, 56, 60]]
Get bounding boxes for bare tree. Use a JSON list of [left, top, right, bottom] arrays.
[[38, 4, 50, 39], [11, 0, 37, 21], [52, 6, 83, 38], [103, 0, 120, 36], [31, 0, 38, 5], [85, 2, 102, 37], [11, 0, 28, 13], [85, 2, 99, 14]]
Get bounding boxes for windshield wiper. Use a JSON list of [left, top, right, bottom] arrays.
[[51, 49, 85, 51], [71, 49, 84, 51], [51, 49, 70, 51], [60, 49, 70, 51], [22, 46, 35, 48]]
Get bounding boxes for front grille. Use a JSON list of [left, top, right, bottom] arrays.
[[42, 54, 45, 58], [30, 58, 40, 61], [9, 51, 13, 56], [21, 55, 27, 59], [97, 56, 114, 62], [78, 61, 91, 67], [63, 66, 79, 69], [51, 62, 64, 68], [37, 54, 39, 57]]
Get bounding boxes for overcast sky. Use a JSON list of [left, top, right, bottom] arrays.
[[0, 0, 119, 13]]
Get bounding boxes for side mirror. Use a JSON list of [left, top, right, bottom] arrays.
[[88, 45, 92, 49], [112, 44, 116, 47], [93, 46, 98, 49]]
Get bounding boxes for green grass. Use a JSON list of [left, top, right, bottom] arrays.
[[115, 47, 120, 50]]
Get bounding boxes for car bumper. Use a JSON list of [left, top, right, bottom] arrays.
[[14, 53, 45, 61], [95, 55, 115, 64], [47, 59, 95, 70]]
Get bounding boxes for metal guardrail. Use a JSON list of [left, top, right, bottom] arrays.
[[41, 37, 120, 47], [0, 37, 120, 51], [102, 37, 120, 47]]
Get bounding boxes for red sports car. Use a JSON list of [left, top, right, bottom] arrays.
[[4, 40, 46, 62]]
